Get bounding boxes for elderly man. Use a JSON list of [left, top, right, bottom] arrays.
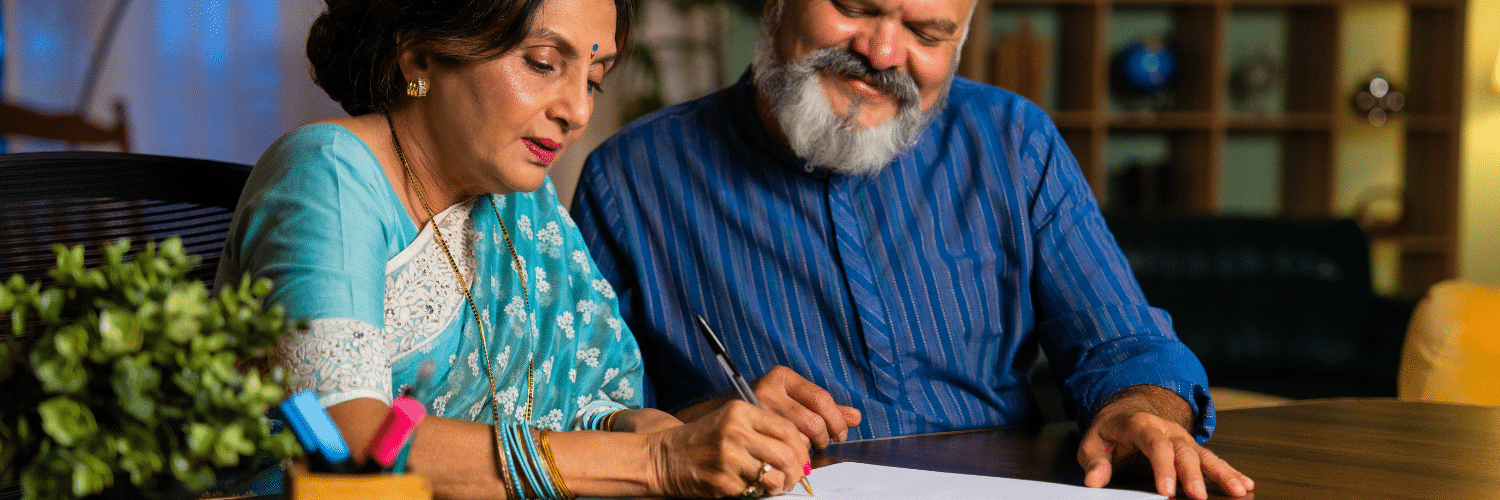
[[572, 0, 1253, 497]]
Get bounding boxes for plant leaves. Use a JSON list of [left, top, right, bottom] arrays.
[[113, 355, 160, 423], [37, 396, 96, 447], [35, 287, 65, 324], [32, 355, 87, 394], [98, 308, 144, 356], [51, 324, 88, 361]]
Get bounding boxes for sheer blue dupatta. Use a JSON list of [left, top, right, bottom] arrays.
[[395, 183, 644, 430]]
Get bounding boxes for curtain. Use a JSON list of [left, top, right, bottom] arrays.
[[2, 0, 342, 164]]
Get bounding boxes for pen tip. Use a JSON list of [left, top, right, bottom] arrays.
[[801, 477, 814, 496]]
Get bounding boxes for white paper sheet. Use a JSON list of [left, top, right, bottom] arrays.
[[779, 462, 1165, 500]]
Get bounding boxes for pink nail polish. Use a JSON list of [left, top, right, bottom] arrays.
[[803, 462, 812, 475]]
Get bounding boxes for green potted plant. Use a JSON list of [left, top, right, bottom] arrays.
[[0, 238, 300, 500]]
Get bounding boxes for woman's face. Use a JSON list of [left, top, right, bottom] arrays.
[[421, 0, 618, 195]]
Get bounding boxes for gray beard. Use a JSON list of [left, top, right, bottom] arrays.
[[751, 34, 945, 176]]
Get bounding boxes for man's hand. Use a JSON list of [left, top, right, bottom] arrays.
[[1078, 385, 1254, 500], [675, 366, 862, 449], [751, 366, 862, 449]]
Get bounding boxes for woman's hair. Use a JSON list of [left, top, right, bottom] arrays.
[[307, 0, 634, 116]]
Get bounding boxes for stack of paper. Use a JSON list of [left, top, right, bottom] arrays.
[[782, 462, 1164, 500]]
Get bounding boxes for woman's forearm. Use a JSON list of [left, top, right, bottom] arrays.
[[328, 398, 663, 500]]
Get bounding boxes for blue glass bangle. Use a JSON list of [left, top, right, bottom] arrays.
[[519, 424, 560, 499]]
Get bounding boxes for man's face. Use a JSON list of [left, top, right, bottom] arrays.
[[769, 0, 972, 128]]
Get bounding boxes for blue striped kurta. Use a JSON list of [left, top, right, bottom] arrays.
[[573, 72, 1214, 441]]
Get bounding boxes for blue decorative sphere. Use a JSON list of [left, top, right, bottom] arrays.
[[1116, 40, 1178, 95]]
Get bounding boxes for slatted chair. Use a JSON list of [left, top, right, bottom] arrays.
[[0, 151, 251, 289]]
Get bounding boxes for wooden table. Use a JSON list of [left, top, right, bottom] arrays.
[[816, 398, 1500, 499]]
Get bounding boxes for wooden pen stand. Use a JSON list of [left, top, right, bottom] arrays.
[[285, 460, 432, 500]]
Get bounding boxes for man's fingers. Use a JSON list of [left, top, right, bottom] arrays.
[[1141, 439, 1178, 498], [767, 368, 853, 448], [1200, 450, 1253, 497], [838, 406, 862, 442], [1175, 444, 1206, 500], [1076, 434, 1116, 488], [777, 403, 832, 449]]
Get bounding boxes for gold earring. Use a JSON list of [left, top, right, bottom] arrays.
[[406, 77, 428, 98]]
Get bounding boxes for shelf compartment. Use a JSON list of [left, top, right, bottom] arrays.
[[1104, 130, 1219, 212], [1107, 4, 1223, 114], [1221, 133, 1283, 215], [973, 3, 1106, 113]]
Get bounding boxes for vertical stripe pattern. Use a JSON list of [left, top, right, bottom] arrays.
[[573, 74, 1215, 442]]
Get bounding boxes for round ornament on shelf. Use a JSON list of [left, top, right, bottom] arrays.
[[1115, 38, 1178, 96], [1230, 48, 1281, 113], [1352, 71, 1405, 127]]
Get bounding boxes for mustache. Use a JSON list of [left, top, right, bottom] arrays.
[[803, 47, 920, 105]]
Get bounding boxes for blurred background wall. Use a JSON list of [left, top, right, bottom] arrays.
[[2, 0, 1497, 287]]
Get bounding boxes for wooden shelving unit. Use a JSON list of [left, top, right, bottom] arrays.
[[960, 0, 1465, 296]]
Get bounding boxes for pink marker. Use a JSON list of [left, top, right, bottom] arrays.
[[368, 396, 427, 470]]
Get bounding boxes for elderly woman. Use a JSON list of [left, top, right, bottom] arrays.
[[216, 0, 810, 498]]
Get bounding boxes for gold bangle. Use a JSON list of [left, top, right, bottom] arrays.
[[600, 409, 625, 432], [538, 429, 576, 499]]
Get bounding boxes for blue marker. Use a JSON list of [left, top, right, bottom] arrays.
[[281, 390, 354, 473]]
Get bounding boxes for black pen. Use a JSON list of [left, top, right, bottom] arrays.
[[695, 315, 814, 496]]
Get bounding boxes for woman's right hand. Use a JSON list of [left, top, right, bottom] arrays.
[[646, 399, 811, 498]]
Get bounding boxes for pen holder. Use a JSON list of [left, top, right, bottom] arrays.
[[285, 459, 432, 500]]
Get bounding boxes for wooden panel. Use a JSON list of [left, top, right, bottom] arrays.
[[1167, 4, 1224, 112], [1406, 6, 1465, 116], [1279, 131, 1334, 215], [1401, 131, 1459, 235], [1283, 6, 1338, 114], [1172, 129, 1221, 212], [1059, 4, 1108, 111]]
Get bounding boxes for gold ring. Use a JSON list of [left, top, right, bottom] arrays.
[[756, 462, 771, 483], [740, 485, 758, 500]]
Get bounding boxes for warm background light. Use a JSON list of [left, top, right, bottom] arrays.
[[1492, 51, 1500, 93]]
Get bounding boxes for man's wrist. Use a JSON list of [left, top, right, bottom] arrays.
[[1094, 384, 1194, 430]]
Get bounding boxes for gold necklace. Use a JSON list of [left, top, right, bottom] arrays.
[[386, 114, 535, 424]]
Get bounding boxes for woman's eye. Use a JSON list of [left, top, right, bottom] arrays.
[[526, 57, 555, 73], [587, 80, 604, 95]]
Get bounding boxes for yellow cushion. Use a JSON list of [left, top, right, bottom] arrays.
[[1398, 280, 1500, 406]]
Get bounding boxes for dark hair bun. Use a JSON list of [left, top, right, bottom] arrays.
[[307, 1, 395, 116], [304, 0, 635, 117]]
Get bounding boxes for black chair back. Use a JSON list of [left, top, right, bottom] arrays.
[[0, 151, 250, 288]]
